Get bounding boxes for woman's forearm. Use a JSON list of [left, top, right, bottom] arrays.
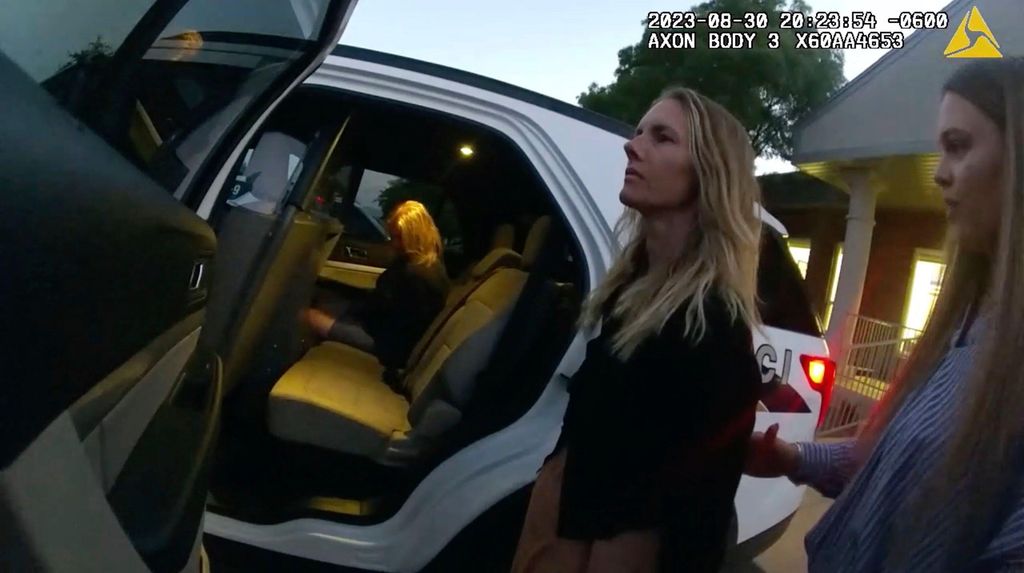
[[789, 440, 857, 499]]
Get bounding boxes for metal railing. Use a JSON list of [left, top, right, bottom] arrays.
[[817, 315, 922, 437]]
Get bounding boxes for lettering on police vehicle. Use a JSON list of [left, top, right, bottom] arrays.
[[756, 343, 811, 414]]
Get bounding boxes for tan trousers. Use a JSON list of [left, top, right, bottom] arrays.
[[511, 450, 661, 573]]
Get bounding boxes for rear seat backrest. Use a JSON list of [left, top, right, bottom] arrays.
[[409, 256, 519, 372], [521, 216, 552, 270], [402, 268, 528, 412], [226, 132, 306, 215], [405, 215, 553, 372], [491, 223, 516, 250], [444, 250, 520, 311], [457, 247, 520, 287], [452, 223, 518, 286]]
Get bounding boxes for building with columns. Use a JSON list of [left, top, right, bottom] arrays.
[[769, 0, 1022, 364]]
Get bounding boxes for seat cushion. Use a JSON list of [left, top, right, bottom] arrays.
[[268, 342, 411, 457]]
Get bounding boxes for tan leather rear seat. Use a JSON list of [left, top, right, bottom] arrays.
[[268, 342, 409, 456], [427, 216, 550, 363], [520, 216, 551, 270], [450, 223, 519, 291], [267, 217, 552, 465], [491, 223, 515, 250], [455, 247, 521, 284], [268, 267, 528, 465]]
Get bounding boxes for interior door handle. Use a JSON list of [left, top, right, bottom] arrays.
[[345, 246, 368, 260]]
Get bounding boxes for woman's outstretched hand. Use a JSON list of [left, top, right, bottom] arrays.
[[745, 423, 801, 479]]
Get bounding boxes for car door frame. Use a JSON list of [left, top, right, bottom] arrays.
[[191, 2, 358, 221]]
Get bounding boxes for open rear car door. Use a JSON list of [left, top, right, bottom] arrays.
[[0, 1, 357, 571]]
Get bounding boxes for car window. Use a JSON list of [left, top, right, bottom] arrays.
[[757, 230, 823, 338], [437, 200, 463, 255], [340, 169, 394, 243], [2, 0, 333, 199], [364, 173, 463, 249], [323, 168, 464, 247], [1, 2, 154, 83], [339, 203, 389, 242]]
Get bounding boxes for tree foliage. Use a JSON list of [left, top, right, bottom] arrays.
[[578, 0, 845, 159], [59, 36, 113, 73]]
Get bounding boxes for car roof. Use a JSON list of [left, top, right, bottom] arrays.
[[332, 45, 634, 139], [330, 45, 789, 237]]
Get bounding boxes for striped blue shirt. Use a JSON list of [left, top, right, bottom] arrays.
[[794, 312, 1024, 572]]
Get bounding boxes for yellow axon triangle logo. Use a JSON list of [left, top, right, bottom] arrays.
[[944, 6, 1002, 58]]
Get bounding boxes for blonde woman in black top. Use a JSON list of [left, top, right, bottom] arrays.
[[512, 88, 763, 573], [307, 200, 450, 371]]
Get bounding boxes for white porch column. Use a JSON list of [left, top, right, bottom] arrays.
[[826, 169, 877, 362]]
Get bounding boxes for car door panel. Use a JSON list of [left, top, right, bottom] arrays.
[[332, 237, 397, 267], [70, 312, 205, 443], [0, 51, 218, 572], [105, 345, 222, 572], [319, 260, 386, 290], [76, 314, 205, 492], [0, 0, 356, 568], [321, 211, 393, 288], [322, 192, 397, 288], [0, 52, 217, 469], [2, 414, 153, 572], [322, 237, 395, 291]]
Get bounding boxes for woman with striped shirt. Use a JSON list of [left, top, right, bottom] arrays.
[[746, 58, 1024, 572]]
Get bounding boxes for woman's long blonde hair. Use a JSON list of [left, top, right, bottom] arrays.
[[387, 200, 443, 267], [861, 58, 1024, 569], [579, 87, 763, 360]]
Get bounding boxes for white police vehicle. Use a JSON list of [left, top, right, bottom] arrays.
[[1, 2, 831, 571]]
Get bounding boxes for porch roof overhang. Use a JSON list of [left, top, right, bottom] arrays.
[[790, 0, 1022, 211], [759, 171, 847, 212]]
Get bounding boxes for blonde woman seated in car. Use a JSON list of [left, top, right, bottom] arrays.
[[306, 200, 450, 377]]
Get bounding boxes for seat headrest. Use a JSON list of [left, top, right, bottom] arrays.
[[227, 132, 306, 214], [521, 216, 552, 270], [491, 224, 516, 250], [471, 247, 522, 279]]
